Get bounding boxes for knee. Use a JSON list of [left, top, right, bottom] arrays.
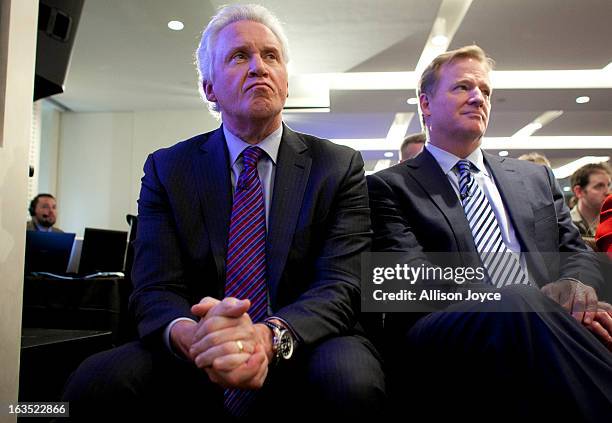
[[62, 342, 153, 404], [498, 284, 548, 308], [306, 336, 386, 416]]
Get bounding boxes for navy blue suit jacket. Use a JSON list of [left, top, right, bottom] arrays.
[[130, 125, 371, 347], [367, 148, 603, 292]]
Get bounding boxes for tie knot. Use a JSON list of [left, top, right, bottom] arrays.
[[242, 146, 264, 170], [456, 159, 472, 176]]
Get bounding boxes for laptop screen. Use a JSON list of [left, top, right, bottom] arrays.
[[25, 231, 76, 274], [78, 228, 128, 274]]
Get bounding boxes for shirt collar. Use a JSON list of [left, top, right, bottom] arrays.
[[34, 221, 52, 232], [425, 143, 489, 177], [224, 124, 282, 167]]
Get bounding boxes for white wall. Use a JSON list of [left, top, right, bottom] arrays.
[[54, 109, 219, 236], [0, 0, 38, 418], [57, 112, 134, 235], [38, 101, 61, 195]]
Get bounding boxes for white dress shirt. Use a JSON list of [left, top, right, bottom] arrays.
[[223, 124, 281, 229], [425, 143, 523, 255]]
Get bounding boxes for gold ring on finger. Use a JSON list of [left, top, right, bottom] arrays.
[[236, 340, 244, 353]]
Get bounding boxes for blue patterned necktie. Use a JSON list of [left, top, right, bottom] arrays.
[[456, 159, 530, 288], [223, 146, 268, 417]]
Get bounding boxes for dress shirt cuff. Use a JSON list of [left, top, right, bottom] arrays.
[[266, 315, 300, 347], [164, 317, 197, 361], [558, 277, 584, 285]]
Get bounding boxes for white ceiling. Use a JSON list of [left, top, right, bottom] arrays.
[[51, 0, 612, 169]]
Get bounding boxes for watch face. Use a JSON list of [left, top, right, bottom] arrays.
[[279, 331, 294, 359]]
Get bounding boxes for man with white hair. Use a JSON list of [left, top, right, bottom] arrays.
[[63, 4, 384, 418]]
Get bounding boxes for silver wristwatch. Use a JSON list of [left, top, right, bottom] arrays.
[[263, 320, 294, 363]]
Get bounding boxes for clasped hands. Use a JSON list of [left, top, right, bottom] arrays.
[[170, 297, 274, 389], [541, 279, 612, 351]]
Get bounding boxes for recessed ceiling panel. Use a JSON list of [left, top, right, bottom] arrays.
[[451, 0, 612, 70]]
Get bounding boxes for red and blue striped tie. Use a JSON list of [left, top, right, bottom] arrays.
[[223, 146, 267, 416]]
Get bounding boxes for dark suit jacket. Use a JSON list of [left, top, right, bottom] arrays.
[[367, 148, 603, 293], [26, 220, 63, 232], [130, 125, 371, 347]]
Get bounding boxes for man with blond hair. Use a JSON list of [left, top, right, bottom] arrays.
[[399, 132, 426, 162], [517, 151, 551, 167], [368, 45, 611, 419]]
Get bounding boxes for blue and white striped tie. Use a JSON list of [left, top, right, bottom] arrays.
[[456, 160, 530, 288]]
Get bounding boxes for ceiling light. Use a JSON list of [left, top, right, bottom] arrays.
[[373, 159, 393, 172], [406, 97, 418, 105], [331, 138, 386, 150], [332, 136, 611, 152], [511, 123, 544, 139], [535, 110, 564, 125], [482, 136, 612, 150], [498, 150, 509, 157], [167, 20, 184, 31], [283, 107, 330, 113], [431, 35, 448, 46], [385, 112, 414, 148], [553, 156, 610, 179], [313, 69, 612, 92], [491, 70, 612, 89], [415, 2, 472, 75], [563, 186, 571, 192], [384, 152, 395, 158], [511, 111, 563, 139], [575, 96, 590, 104]]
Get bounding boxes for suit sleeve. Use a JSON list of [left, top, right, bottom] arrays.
[[366, 171, 437, 264], [129, 153, 196, 344], [274, 151, 371, 346]]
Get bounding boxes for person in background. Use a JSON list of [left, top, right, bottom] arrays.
[[594, 194, 612, 301], [570, 163, 612, 238], [517, 151, 551, 167], [596, 194, 612, 256], [26, 193, 62, 232], [399, 132, 425, 162]]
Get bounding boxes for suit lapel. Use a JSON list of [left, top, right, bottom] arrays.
[[483, 153, 537, 252], [484, 153, 552, 283], [407, 149, 476, 253], [192, 127, 232, 283], [266, 125, 311, 307]]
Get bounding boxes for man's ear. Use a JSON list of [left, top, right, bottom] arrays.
[[419, 92, 431, 118], [203, 81, 217, 102], [572, 185, 584, 199]]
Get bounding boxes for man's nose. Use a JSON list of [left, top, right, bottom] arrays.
[[468, 88, 485, 106], [248, 55, 268, 77]]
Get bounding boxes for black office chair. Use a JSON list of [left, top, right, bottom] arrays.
[[123, 214, 138, 278], [116, 214, 139, 345]]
